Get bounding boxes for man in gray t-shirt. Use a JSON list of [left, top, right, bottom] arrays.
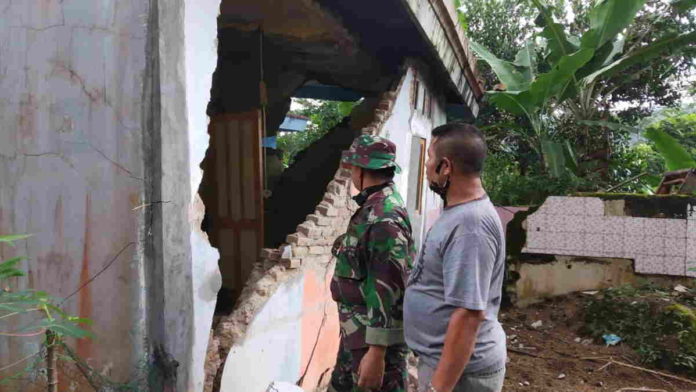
[[404, 123, 506, 392]]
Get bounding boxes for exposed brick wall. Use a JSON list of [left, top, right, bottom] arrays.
[[262, 90, 397, 269], [204, 89, 399, 392]]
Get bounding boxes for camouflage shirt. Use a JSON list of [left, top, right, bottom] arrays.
[[330, 182, 415, 349]]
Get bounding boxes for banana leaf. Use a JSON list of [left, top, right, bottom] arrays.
[[580, 0, 646, 49], [644, 127, 696, 171], [583, 31, 696, 85], [470, 41, 532, 91]]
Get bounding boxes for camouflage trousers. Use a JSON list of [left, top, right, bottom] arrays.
[[329, 341, 407, 392]]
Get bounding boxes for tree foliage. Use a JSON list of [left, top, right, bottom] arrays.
[[276, 99, 357, 168], [462, 0, 695, 203]]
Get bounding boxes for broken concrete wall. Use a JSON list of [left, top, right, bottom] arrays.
[[524, 196, 696, 276], [512, 195, 696, 305], [264, 106, 365, 248], [510, 257, 638, 307], [184, 0, 223, 390], [205, 87, 400, 392], [0, 1, 221, 390]]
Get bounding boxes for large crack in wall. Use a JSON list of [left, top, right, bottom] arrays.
[[203, 89, 399, 392]]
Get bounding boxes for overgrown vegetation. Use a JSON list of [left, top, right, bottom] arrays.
[[459, 0, 696, 205], [583, 283, 696, 376]]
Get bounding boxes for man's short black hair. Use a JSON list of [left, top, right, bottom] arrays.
[[431, 122, 487, 175], [364, 166, 396, 181]]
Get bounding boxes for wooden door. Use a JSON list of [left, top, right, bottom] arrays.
[[209, 110, 264, 298]]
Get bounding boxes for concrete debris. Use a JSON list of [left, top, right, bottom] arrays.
[[531, 320, 543, 329]]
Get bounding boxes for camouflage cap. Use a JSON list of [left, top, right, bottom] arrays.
[[341, 135, 401, 173]]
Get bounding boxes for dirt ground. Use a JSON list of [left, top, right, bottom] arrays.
[[499, 293, 696, 392]]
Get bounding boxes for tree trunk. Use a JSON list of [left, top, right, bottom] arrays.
[[46, 330, 58, 392]]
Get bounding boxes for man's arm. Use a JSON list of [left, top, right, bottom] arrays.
[[431, 233, 494, 392], [429, 308, 485, 392]]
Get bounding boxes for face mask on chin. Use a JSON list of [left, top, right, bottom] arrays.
[[352, 168, 368, 206], [428, 160, 450, 206]]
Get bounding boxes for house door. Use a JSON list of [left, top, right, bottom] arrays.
[[209, 110, 264, 300]]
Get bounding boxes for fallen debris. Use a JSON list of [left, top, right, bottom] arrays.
[[530, 320, 543, 329]]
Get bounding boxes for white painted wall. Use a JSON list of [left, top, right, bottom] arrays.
[[221, 274, 305, 392], [184, 1, 223, 391], [380, 66, 447, 247]]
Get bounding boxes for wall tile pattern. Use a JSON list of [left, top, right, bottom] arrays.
[[524, 197, 693, 277]]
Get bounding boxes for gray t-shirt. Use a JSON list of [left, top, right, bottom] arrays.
[[404, 196, 506, 373]]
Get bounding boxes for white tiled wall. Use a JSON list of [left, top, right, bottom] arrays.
[[523, 197, 691, 277]]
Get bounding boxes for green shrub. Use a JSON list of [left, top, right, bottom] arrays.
[[583, 286, 696, 375]]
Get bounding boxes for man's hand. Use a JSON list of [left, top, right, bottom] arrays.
[[357, 345, 386, 391]]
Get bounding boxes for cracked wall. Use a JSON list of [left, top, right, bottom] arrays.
[[205, 65, 450, 392], [511, 196, 696, 305], [0, 0, 150, 389], [0, 1, 222, 391]]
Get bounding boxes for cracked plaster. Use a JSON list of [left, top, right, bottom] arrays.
[[0, 0, 150, 389]]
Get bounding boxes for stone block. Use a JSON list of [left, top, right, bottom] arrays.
[[327, 182, 342, 195], [377, 99, 392, 111], [309, 246, 325, 255], [280, 258, 302, 269], [297, 223, 321, 238], [308, 214, 333, 226], [323, 193, 337, 204], [292, 246, 309, 257], [333, 197, 347, 208], [260, 248, 281, 261], [259, 248, 275, 259], [286, 233, 311, 246], [317, 204, 338, 217]]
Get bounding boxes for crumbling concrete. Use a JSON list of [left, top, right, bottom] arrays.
[[204, 90, 399, 392], [513, 195, 696, 306]]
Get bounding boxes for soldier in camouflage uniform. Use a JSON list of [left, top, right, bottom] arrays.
[[329, 135, 415, 392]]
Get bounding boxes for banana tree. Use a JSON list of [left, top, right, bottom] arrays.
[[470, 0, 696, 176]]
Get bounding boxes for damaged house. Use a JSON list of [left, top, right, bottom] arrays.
[[0, 0, 481, 391]]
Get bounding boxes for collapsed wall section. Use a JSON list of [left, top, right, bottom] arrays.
[[204, 90, 398, 392], [509, 195, 696, 306]]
